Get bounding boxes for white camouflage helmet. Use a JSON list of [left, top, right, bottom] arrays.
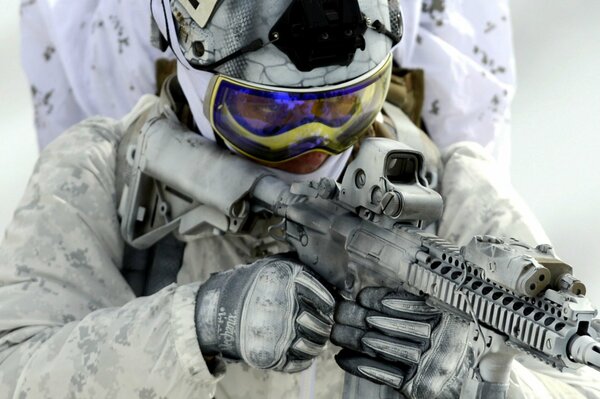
[[163, 0, 402, 86], [151, 0, 402, 179]]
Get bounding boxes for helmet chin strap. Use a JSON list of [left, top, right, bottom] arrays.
[[151, 0, 194, 70]]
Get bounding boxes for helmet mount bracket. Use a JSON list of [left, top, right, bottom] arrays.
[[269, 0, 368, 72]]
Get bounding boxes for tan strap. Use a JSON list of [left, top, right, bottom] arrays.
[[155, 58, 178, 95], [386, 67, 425, 128]]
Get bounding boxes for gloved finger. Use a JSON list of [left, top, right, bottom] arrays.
[[335, 349, 411, 390], [358, 287, 440, 321], [289, 336, 326, 360], [332, 324, 427, 365], [334, 300, 368, 329], [335, 299, 435, 342], [365, 313, 435, 342], [331, 324, 366, 353], [281, 359, 313, 373], [360, 331, 426, 365], [296, 306, 332, 345], [295, 270, 335, 317]]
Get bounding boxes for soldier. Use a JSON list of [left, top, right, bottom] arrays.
[[3, 1, 599, 398]]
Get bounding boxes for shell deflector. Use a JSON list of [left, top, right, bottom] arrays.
[[269, 0, 368, 71]]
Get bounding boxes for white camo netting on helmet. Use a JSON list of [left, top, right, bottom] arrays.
[[168, 0, 401, 86]]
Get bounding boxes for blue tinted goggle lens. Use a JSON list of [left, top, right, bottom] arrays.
[[207, 55, 393, 163]]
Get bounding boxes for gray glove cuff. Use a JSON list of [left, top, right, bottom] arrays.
[[195, 265, 257, 361]]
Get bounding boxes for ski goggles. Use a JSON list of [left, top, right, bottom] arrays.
[[204, 54, 393, 163]]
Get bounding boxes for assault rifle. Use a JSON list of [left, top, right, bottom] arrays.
[[118, 116, 600, 398]]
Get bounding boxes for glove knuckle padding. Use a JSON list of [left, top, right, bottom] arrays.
[[240, 260, 298, 369], [195, 257, 333, 372]]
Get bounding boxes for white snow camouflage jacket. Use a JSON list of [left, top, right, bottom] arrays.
[[0, 94, 599, 398]]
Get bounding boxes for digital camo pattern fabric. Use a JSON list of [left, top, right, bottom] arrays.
[[0, 98, 219, 398], [167, 0, 392, 86], [1, 95, 599, 398], [395, 0, 517, 168], [439, 142, 550, 249], [21, 0, 515, 170], [19, 0, 163, 148]]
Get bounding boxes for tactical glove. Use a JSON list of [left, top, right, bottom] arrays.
[[195, 256, 335, 373], [332, 287, 472, 398]]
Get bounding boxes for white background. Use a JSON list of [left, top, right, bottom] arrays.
[[1, 1, 599, 303], [510, 2, 600, 305]]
